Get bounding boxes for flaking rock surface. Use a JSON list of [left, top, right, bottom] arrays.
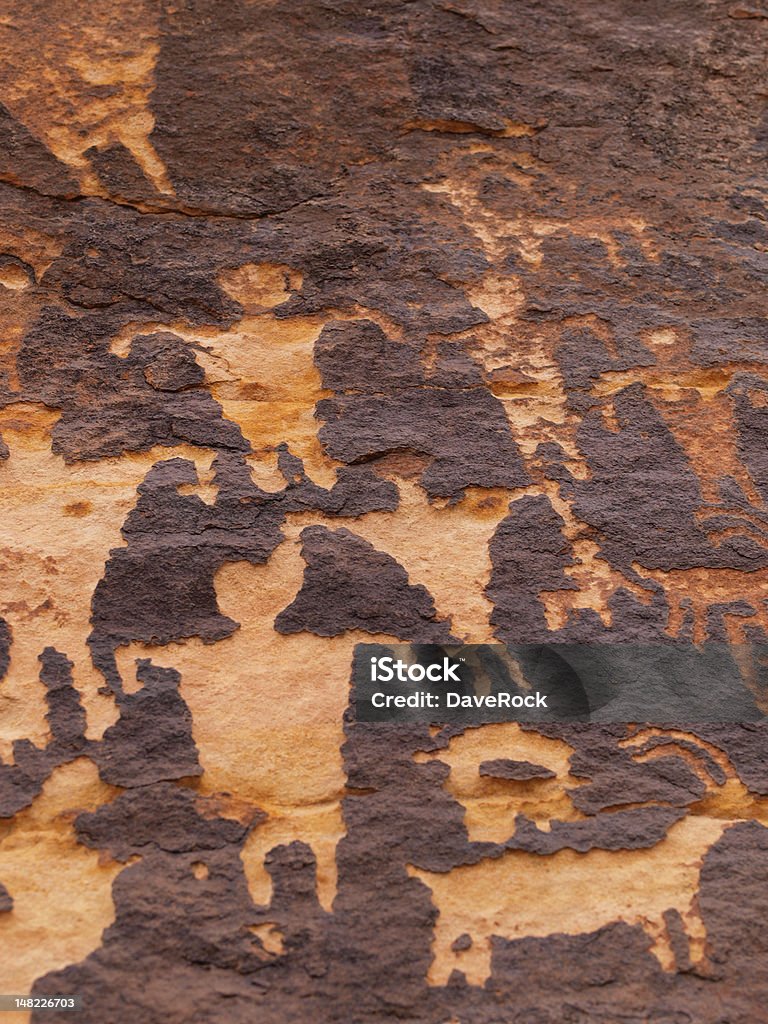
[[0, 2, 766, 1022]]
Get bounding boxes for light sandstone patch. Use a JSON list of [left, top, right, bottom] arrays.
[[0, 759, 121, 1004], [0, 402, 219, 758], [408, 815, 727, 985], [111, 539, 392, 914], [414, 723, 584, 841], [0, 0, 171, 197]]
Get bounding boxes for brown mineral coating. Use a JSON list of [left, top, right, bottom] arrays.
[[0, 0, 762, 1020], [0, 648, 87, 819], [275, 525, 455, 640], [315, 319, 530, 499], [0, 881, 12, 913], [479, 759, 556, 781]]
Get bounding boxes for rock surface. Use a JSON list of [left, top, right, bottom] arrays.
[[0, 1, 765, 1021]]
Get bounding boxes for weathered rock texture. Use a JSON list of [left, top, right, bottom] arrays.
[[0, 1, 766, 1021]]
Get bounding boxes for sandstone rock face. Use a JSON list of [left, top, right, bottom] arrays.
[[0, 1, 767, 1021]]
